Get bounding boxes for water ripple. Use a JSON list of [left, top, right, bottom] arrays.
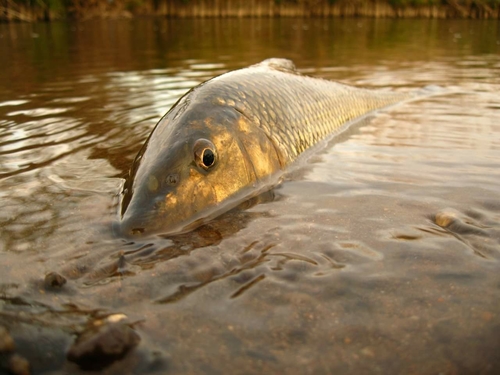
[[0, 18, 499, 374]]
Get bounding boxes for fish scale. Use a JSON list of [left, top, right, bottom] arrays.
[[211, 64, 412, 162]]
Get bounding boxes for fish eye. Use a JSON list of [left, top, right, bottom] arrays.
[[202, 149, 215, 167], [193, 139, 217, 170]]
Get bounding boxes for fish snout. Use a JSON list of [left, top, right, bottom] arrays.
[[115, 190, 168, 238], [113, 212, 148, 238]]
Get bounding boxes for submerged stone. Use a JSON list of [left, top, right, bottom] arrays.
[[434, 209, 459, 228], [67, 322, 140, 370], [0, 326, 15, 353], [8, 354, 31, 375], [44, 272, 67, 289]]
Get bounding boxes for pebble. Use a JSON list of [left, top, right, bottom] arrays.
[[44, 272, 67, 288], [8, 354, 31, 375], [434, 209, 459, 228], [0, 326, 15, 353], [67, 322, 141, 370]]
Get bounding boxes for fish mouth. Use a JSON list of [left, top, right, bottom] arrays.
[[114, 215, 147, 238], [115, 205, 187, 239], [115, 196, 164, 238], [110, 219, 144, 240]]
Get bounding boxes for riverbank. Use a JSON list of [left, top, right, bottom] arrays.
[[1, 0, 500, 22]]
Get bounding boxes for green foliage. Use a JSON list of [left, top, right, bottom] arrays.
[[388, 0, 500, 5], [4, 0, 500, 20], [126, 0, 144, 12], [14, 0, 67, 11], [388, 0, 440, 6]]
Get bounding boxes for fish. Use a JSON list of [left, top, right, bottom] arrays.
[[117, 58, 413, 237]]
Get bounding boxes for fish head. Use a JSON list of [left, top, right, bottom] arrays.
[[117, 99, 281, 237]]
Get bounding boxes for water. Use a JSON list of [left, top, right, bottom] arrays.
[[0, 18, 499, 374]]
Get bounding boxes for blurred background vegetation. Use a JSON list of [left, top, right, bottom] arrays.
[[1, 0, 500, 21]]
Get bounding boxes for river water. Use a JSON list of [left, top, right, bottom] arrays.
[[0, 18, 499, 374]]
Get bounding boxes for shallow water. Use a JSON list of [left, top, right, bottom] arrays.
[[0, 18, 500, 374]]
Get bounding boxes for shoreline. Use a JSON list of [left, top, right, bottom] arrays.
[[1, 0, 500, 22]]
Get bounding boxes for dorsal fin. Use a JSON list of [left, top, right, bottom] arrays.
[[255, 58, 297, 73]]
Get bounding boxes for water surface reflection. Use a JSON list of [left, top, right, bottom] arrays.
[[0, 18, 499, 374]]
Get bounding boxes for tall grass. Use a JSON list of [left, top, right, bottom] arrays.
[[2, 0, 500, 21]]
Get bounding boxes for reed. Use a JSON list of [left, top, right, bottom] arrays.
[[2, 0, 500, 21]]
